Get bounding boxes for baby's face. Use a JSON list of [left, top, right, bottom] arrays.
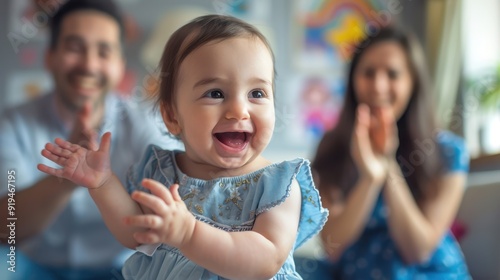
[[169, 36, 275, 177]]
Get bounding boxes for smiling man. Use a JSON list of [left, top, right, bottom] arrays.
[[0, 1, 182, 279]]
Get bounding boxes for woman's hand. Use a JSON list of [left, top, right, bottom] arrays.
[[37, 132, 113, 189], [125, 179, 196, 249], [351, 104, 398, 185], [369, 106, 399, 157]]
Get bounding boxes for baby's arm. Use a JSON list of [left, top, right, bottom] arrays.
[[127, 178, 302, 279], [37, 132, 146, 248]]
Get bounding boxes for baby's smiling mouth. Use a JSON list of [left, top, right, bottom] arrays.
[[214, 132, 250, 149]]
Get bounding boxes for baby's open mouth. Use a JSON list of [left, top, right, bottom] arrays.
[[214, 132, 250, 149]]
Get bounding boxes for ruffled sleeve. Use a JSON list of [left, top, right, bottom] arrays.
[[126, 144, 155, 194], [125, 144, 178, 194], [254, 158, 329, 250], [437, 131, 469, 173]]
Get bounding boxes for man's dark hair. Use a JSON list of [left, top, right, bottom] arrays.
[[49, 0, 125, 49]]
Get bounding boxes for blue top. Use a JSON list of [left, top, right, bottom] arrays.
[[0, 93, 184, 269], [332, 131, 471, 279], [123, 145, 329, 280]]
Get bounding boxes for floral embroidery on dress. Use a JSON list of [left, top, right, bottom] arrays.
[[181, 185, 199, 200], [225, 185, 243, 210]]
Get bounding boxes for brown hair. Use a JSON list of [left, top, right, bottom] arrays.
[[312, 26, 443, 201], [50, 0, 125, 50], [156, 14, 276, 120]]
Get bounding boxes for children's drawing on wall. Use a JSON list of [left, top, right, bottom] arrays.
[[301, 77, 340, 139], [288, 75, 344, 146], [294, 0, 391, 71]]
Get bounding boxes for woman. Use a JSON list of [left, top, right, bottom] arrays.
[[311, 26, 470, 279]]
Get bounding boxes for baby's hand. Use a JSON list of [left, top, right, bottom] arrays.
[[37, 132, 113, 189], [125, 179, 196, 249]]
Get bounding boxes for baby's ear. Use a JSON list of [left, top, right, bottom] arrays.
[[160, 105, 181, 136]]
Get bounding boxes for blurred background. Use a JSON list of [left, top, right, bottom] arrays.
[[1, 0, 499, 160], [1, 0, 499, 278]]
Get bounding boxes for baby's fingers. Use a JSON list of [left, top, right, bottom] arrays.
[[169, 184, 182, 202], [44, 143, 73, 159], [141, 179, 173, 205], [133, 231, 160, 244], [54, 137, 79, 152], [124, 214, 164, 229], [131, 190, 168, 215], [41, 148, 68, 166], [37, 164, 64, 178]]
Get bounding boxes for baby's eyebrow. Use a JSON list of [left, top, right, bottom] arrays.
[[193, 77, 221, 89], [249, 77, 272, 87], [192, 77, 272, 90]]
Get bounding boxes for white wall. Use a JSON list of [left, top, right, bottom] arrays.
[[462, 0, 500, 156], [462, 0, 500, 77]]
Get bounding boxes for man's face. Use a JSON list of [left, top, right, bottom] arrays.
[[46, 10, 125, 111]]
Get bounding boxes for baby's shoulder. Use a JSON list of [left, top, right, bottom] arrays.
[[128, 145, 181, 188], [253, 158, 316, 208], [256, 158, 328, 249], [258, 158, 310, 178]]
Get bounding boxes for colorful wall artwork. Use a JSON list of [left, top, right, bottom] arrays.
[[289, 0, 393, 146], [287, 74, 345, 146], [294, 0, 391, 71]]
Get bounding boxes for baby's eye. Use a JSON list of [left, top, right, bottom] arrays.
[[249, 90, 266, 99], [204, 90, 224, 99]]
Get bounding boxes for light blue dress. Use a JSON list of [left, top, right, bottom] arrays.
[[331, 131, 471, 279], [123, 145, 328, 279]]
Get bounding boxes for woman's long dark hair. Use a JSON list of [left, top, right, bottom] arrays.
[[312, 26, 443, 201]]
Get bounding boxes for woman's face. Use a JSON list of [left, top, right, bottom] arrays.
[[353, 41, 413, 120]]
